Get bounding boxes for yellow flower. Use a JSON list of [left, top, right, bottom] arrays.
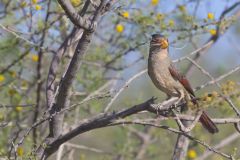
[[186, 16, 193, 22], [202, 93, 213, 102], [35, 5, 42, 11], [188, 149, 197, 159], [178, 5, 186, 12], [205, 96, 212, 102], [70, 0, 82, 7], [32, 0, 38, 4], [17, 147, 24, 157], [8, 89, 17, 96], [211, 91, 218, 98], [16, 106, 23, 112], [121, 11, 129, 19], [151, 0, 159, 6], [20, 1, 27, 7], [21, 81, 28, 90], [209, 29, 216, 36], [168, 20, 175, 27], [227, 80, 235, 86], [187, 101, 194, 109], [115, 24, 124, 33], [31, 55, 39, 62], [156, 13, 165, 20], [207, 12, 214, 20], [0, 75, 5, 82], [228, 86, 234, 92], [160, 23, 167, 30], [9, 71, 16, 78]]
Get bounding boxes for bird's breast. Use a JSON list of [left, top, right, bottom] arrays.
[[148, 55, 167, 85], [148, 52, 179, 96]]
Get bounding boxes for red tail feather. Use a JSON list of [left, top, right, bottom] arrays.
[[199, 111, 218, 134]]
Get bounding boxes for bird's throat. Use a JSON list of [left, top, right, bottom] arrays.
[[157, 49, 168, 60]]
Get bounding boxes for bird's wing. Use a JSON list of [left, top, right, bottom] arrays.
[[168, 64, 195, 97], [169, 65, 218, 134]]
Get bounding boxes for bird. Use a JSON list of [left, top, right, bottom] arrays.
[[148, 34, 218, 134]]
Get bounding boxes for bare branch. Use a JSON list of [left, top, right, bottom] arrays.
[[104, 69, 147, 112], [197, 132, 240, 160], [57, 0, 95, 31], [110, 120, 232, 159]]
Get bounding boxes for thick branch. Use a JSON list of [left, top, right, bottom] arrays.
[[38, 95, 237, 158], [57, 0, 94, 30], [40, 1, 111, 158], [41, 97, 157, 157], [172, 121, 191, 160], [48, 0, 107, 138], [197, 132, 240, 160]]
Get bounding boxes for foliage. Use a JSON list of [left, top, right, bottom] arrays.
[[0, 0, 239, 159]]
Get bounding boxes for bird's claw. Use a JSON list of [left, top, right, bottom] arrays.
[[172, 102, 181, 113], [151, 104, 162, 115]]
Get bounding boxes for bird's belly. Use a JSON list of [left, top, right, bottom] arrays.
[[148, 69, 178, 96]]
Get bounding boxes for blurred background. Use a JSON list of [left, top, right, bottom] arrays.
[[0, 0, 240, 159]]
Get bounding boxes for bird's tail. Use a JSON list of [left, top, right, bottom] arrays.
[[199, 111, 219, 134]]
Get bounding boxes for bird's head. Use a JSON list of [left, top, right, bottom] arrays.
[[150, 34, 169, 49]]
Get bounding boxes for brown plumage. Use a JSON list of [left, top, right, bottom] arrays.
[[148, 34, 218, 134]]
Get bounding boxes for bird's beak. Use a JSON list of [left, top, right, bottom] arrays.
[[159, 39, 169, 49], [151, 38, 169, 49]]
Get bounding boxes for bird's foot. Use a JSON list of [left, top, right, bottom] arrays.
[[151, 103, 162, 115], [172, 97, 182, 109]]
